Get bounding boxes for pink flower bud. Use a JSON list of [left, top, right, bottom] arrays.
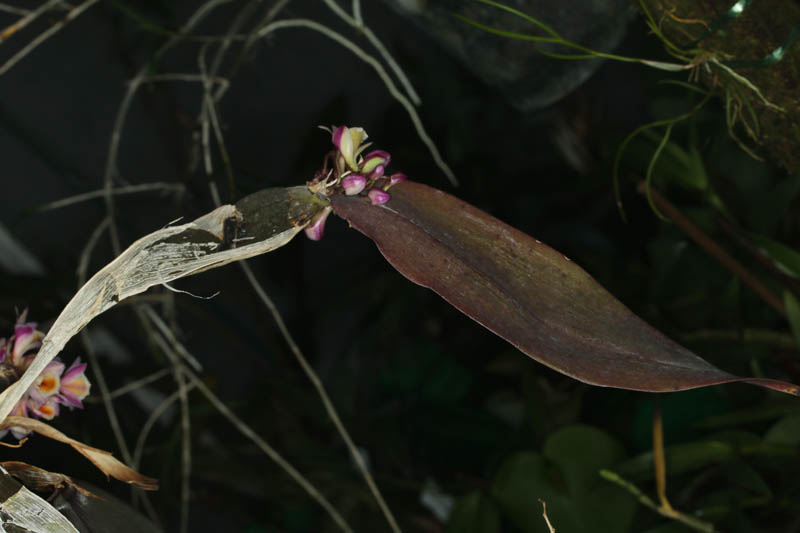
[[304, 207, 333, 241], [331, 125, 345, 148], [369, 165, 385, 179], [341, 174, 367, 196], [388, 172, 407, 187], [368, 189, 391, 205], [361, 150, 391, 174], [11, 324, 41, 368]]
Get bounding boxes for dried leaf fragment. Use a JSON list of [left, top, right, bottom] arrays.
[[1, 461, 95, 498], [1, 417, 157, 490]]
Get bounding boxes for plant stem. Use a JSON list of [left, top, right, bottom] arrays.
[[638, 182, 785, 316]]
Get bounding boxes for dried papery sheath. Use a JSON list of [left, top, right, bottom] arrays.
[[0, 187, 324, 425], [0, 464, 79, 532]]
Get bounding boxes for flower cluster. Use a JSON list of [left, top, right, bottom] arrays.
[[305, 125, 406, 241], [0, 311, 91, 440]]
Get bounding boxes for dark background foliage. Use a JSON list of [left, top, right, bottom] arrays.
[[0, 0, 799, 531]]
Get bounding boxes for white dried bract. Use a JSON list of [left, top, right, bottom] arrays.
[[0, 204, 305, 424]]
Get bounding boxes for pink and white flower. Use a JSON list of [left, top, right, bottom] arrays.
[[10, 322, 42, 368], [0, 312, 93, 440], [59, 357, 91, 408], [0, 398, 31, 440], [332, 126, 369, 172], [29, 395, 60, 420], [29, 359, 65, 404]]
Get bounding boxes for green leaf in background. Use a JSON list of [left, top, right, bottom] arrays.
[[784, 291, 800, 349], [489, 426, 635, 533], [746, 175, 800, 233], [446, 491, 501, 533], [642, 523, 697, 533], [750, 235, 800, 279], [543, 425, 624, 494], [763, 415, 800, 445], [490, 451, 578, 533], [695, 405, 799, 429], [615, 441, 735, 481], [722, 461, 772, 497]]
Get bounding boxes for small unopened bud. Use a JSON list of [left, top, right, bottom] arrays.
[[369, 165, 385, 179], [361, 150, 391, 174], [341, 174, 367, 196], [388, 172, 407, 187], [304, 207, 332, 241], [368, 189, 391, 205]]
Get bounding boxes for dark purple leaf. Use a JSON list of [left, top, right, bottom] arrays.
[[331, 181, 799, 395]]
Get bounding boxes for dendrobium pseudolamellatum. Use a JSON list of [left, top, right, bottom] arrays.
[[304, 125, 407, 241], [0, 311, 92, 439]]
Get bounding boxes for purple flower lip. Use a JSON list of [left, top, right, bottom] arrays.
[[368, 189, 391, 205], [341, 174, 367, 196], [304, 207, 333, 241]]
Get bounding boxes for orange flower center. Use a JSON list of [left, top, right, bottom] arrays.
[[38, 403, 56, 419], [39, 375, 59, 394]]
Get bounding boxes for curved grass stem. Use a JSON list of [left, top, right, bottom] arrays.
[[239, 261, 403, 533], [322, 0, 421, 106], [644, 123, 674, 221], [637, 182, 786, 316], [613, 93, 712, 219], [459, 0, 694, 68]]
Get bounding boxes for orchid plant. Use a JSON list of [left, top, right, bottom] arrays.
[[0, 311, 91, 440], [303, 125, 406, 241]]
